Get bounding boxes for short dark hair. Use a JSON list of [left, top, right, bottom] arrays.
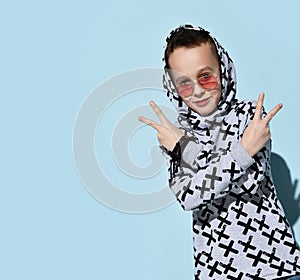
[[164, 27, 219, 69]]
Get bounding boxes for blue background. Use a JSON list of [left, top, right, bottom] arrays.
[[1, 0, 300, 279]]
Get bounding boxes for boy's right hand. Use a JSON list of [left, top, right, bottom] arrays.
[[241, 93, 283, 157], [138, 101, 184, 151]]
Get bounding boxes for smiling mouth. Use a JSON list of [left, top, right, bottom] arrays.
[[194, 97, 211, 107]]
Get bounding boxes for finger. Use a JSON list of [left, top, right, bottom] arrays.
[[263, 103, 283, 124], [149, 101, 171, 124], [253, 93, 265, 120], [138, 116, 161, 131]]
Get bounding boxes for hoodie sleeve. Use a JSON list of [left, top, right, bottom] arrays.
[[165, 101, 271, 211]]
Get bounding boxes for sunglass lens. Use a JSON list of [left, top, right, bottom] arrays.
[[198, 75, 218, 89]]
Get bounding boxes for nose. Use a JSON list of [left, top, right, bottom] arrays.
[[192, 80, 205, 97]]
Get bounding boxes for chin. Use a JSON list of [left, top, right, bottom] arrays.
[[192, 104, 218, 117]]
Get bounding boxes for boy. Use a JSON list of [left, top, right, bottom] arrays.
[[139, 24, 300, 279]]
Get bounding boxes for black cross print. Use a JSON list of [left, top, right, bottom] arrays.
[[270, 261, 292, 277], [221, 65, 228, 81], [254, 215, 270, 231], [250, 197, 269, 214], [202, 250, 213, 263], [232, 203, 247, 219], [212, 198, 227, 215], [246, 250, 268, 267], [205, 167, 222, 190], [262, 229, 280, 246], [200, 139, 214, 146], [239, 175, 255, 189], [247, 103, 255, 116], [197, 216, 211, 230], [208, 261, 222, 277], [263, 247, 280, 263], [214, 226, 230, 242], [196, 125, 210, 137], [283, 240, 298, 255], [191, 119, 200, 130], [226, 81, 236, 96], [253, 154, 263, 168], [197, 180, 211, 198], [238, 236, 256, 253], [265, 175, 274, 187], [232, 119, 241, 130], [260, 146, 268, 159], [218, 147, 227, 155], [180, 185, 195, 202], [220, 124, 235, 140], [202, 230, 216, 246], [217, 213, 232, 228], [204, 193, 216, 205], [194, 253, 205, 267], [172, 92, 182, 105], [227, 141, 232, 150], [193, 219, 199, 234], [204, 207, 215, 217], [223, 162, 240, 180], [218, 240, 238, 257], [210, 152, 221, 164], [246, 269, 264, 280], [237, 218, 257, 235], [271, 209, 289, 226], [235, 103, 246, 117], [228, 191, 248, 206], [206, 119, 223, 128], [275, 228, 292, 239], [287, 256, 300, 271], [197, 150, 210, 162], [219, 258, 237, 274], [194, 270, 201, 280]]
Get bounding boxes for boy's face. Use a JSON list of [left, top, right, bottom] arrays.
[[168, 43, 221, 116]]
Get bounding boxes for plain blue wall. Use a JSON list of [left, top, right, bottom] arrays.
[[1, 0, 300, 279]]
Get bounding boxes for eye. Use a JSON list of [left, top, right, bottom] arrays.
[[199, 72, 212, 81], [177, 79, 192, 87], [180, 79, 191, 85], [197, 72, 218, 90]]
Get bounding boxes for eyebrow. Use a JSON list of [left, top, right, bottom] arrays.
[[173, 66, 215, 83]]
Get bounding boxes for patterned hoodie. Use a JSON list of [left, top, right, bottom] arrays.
[[162, 24, 300, 279]]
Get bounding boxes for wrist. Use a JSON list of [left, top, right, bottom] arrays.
[[240, 140, 255, 157]]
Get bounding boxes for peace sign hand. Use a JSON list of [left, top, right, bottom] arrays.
[[138, 101, 184, 151], [241, 93, 283, 157]]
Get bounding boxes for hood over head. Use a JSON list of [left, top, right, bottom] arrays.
[[162, 24, 238, 131]]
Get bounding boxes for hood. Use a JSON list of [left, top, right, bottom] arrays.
[[162, 24, 238, 131]]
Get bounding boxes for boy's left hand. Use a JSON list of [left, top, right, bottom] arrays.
[[241, 93, 282, 157]]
